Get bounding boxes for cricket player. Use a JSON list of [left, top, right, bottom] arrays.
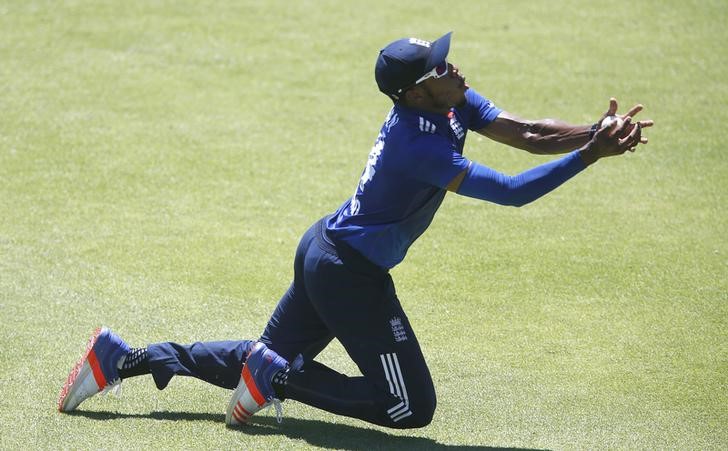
[[58, 32, 653, 429]]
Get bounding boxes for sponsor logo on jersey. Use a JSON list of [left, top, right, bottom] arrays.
[[419, 117, 436, 134], [450, 114, 464, 140]]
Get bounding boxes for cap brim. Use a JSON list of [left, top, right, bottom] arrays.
[[425, 32, 452, 71]]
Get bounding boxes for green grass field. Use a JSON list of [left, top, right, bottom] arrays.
[[1, 0, 726, 449]]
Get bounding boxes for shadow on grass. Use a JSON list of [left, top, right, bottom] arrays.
[[66, 410, 545, 450]]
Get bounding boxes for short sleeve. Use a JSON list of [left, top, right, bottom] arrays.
[[401, 134, 471, 189], [461, 88, 502, 131]]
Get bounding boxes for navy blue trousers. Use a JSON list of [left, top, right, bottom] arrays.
[[147, 218, 436, 428]]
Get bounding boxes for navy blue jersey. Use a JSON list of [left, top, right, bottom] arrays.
[[326, 89, 501, 269]]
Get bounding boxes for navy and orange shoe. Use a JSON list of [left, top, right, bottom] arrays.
[[225, 342, 289, 426], [57, 327, 130, 412]]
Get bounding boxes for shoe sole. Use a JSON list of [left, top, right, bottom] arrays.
[[225, 363, 267, 426], [57, 327, 107, 412]]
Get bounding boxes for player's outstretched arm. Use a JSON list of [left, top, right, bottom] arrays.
[[448, 104, 653, 206], [475, 98, 653, 156], [476, 111, 593, 155]]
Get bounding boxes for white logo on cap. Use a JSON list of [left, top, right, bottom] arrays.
[[408, 38, 431, 48]]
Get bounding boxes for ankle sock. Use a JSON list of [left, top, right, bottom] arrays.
[[118, 347, 150, 379], [271, 367, 289, 400]]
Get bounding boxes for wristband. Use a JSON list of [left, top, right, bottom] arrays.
[[588, 122, 599, 140]]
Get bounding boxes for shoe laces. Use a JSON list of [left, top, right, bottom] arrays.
[[100, 379, 123, 397], [271, 399, 283, 424], [261, 398, 284, 423], [265, 353, 302, 424]]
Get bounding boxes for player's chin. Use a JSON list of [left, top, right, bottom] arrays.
[[454, 89, 468, 108]]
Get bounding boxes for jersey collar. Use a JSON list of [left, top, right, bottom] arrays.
[[394, 103, 453, 128]]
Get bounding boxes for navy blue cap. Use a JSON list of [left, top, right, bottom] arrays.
[[375, 32, 452, 101]]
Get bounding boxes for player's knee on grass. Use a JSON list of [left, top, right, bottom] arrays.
[[382, 384, 437, 429], [408, 391, 437, 428]]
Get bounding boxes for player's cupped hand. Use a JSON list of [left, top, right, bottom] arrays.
[[600, 97, 654, 150]]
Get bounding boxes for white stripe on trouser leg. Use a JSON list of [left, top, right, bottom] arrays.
[[384, 354, 403, 407], [380, 353, 412, 422], [381, 355, 404, 413], [380, 354, 398, 405], [388, 354, 412, 421], [385, 354, 407, 416], [389, 354, 413, 421]]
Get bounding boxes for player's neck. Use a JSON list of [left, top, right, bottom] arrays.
[[399, 100, 450, 116]]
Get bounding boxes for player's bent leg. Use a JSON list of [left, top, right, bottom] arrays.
[[227, 221, 337, 425], [283, 295, 438, 429], [259, 282, 334, 363], [286, 343, 436, 429], [279, 219, 438, 428], [376, 348, 437, 428], [259, 220, 335, 363]]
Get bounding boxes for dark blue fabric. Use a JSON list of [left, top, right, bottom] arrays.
[[375, 32, 452, 99], [147, 340, 254, 390], [327, 89, 500, 269], [146, 218, 436, 428], [261, 218, 436, 428], [457, 150, 586, 206]]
